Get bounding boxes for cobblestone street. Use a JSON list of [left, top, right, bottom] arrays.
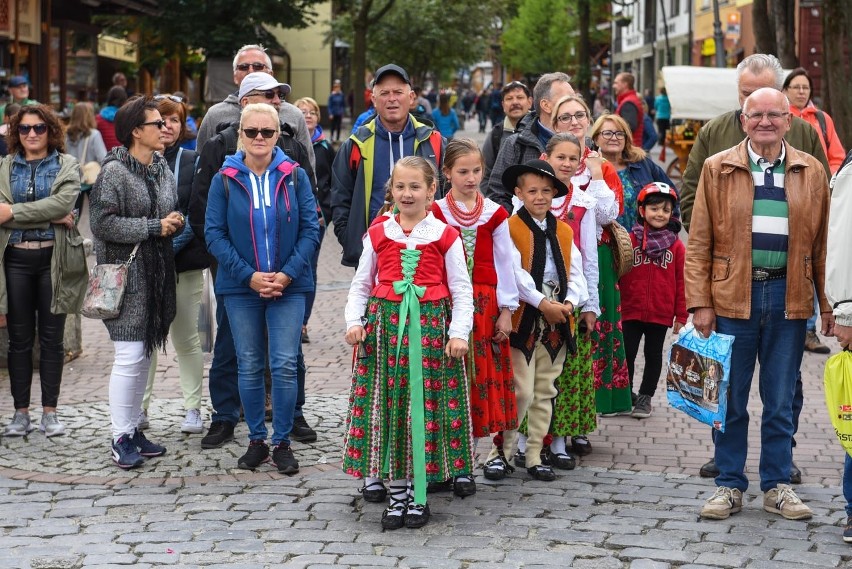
[[0, 120, 850, 568]]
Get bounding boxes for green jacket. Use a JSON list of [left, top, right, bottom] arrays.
[[0, 152, 88, 315], [680, 110, 830, 231]]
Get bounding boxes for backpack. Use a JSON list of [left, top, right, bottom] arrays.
[[814, 110, 830, 152], [348, 129, 443, 174], [489, 124, 505, 155]]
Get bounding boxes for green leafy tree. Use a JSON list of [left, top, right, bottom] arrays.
[[502, 0, 574, 77]]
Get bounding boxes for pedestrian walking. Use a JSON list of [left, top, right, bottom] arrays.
[[343, 156, 474, 530]]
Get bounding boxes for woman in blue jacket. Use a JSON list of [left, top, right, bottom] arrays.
[[205, 103, 319, 475], [591, 114, 678, 231], [431, 93, 459, 140]]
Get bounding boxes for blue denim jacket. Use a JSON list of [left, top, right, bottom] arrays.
[[8, 150, 61, 243]]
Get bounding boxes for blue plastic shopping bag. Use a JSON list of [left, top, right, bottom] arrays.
[[666, 323, 735, 432]]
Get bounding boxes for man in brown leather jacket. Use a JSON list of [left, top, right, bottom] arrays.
[[687, 88, 833, 522]]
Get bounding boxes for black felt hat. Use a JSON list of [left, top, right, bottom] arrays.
[[502, 159, 569, 199]]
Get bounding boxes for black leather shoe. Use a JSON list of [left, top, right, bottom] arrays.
[[427, 479, 453, 493], [513, 450, 526, 468], [453, 476, 476, 498], [790, 461, 802, 484], [483, 456, 513, 481], [699, 458, 719, 478], [404, 503, 431, 528], [527, 464, 557, 481], [358, 480, 387, 503], [200, 420, 235, 449], [381, 505, 405, 530], [545, 449, 577, 470], [290, 415, 317, 443], [571, 436, 593, 456]]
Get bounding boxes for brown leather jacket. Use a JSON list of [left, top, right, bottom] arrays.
[[685, 139, 830, 320]]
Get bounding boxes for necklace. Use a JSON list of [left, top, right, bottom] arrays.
[[446, 190, 484, 227], [550, 197, 572, 222]]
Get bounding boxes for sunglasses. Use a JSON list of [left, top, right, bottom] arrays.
[[139, 119, 167, 129], [18, 123, 48, 135], [153, 94, 184, 103], [242, 127, 277, 139], [236, 62, 268, 72], [249, 89, 285, 100]]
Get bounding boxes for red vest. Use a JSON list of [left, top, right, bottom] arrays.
[[616, 89, 644, 147], [366, 222, 459, 302], [431, 204, 508, 286]]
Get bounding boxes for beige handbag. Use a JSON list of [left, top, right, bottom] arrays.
[[606, 220, 635, 279], [80, 134, 101, 186]]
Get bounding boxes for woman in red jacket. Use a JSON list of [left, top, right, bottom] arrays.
[[782, 68, 846, 174], [618, 182, 687, 418]]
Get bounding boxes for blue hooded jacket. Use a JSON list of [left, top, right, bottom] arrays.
[[205, 146, 319, 296]]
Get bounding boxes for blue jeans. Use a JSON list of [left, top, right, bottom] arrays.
[[844, 453, 852, 517], [303, 223, 325, 326], [224, 292, 305, 445], [806, 288, 820, 331], [209, 295, 240, 425], [714, 278, 806, 492]]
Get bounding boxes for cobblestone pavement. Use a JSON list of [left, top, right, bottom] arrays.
[[1, 118, 851, 567]]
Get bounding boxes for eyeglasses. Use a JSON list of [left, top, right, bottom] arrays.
[[236, 62, 268, 72], [242, 127, 277, 139], [786, 85, 810, 91], [139, 120, 167, 129], [556, 111, 588, 124], [742, 111, 789, 123], [599, 129, 626, 140], [301, 110, 318, 117], [17, 123, 48, 135], [153, 94, 184, 103], [249, 89, 284, 100]]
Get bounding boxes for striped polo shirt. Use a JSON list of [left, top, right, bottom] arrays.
[[748, 141, 787, 269]]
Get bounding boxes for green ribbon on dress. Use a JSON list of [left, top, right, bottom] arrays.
[[385, 248, 428, 504], [459, 228, 478, 388]]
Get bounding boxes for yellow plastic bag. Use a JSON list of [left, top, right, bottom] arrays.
[[824, 350, 852, 458]]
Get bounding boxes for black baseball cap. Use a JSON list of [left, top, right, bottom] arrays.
[[502, 159, 569, 199], [372, 64, 411, 87]]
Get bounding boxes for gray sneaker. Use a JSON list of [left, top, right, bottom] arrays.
[[4, 411, 35, 436], [631, 394, 652, 418], [39, 412, 66, 437]]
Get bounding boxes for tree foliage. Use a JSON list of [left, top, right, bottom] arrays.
[[502, 0, 574, 77], [98, 0, 322, 61], [822, 0, 851, 146]]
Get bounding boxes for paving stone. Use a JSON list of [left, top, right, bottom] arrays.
[[771, 549, 842, 566], [29, 556, 82, 569], [618, 547, 697, 563], [629, 561, 671, 569]]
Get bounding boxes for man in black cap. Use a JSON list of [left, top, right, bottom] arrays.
[[331, 64, 446, 267], [1, 76, 37, 117], [482, 159, 588, 483]]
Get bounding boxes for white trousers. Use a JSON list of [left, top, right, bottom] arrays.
[[109, 341, 151, 441]]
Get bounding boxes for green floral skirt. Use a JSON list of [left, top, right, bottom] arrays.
[[592, 244, 631, 414], [342, 297, 474, 482]]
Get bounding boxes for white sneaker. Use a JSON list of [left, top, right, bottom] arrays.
[[181, 409, 203, 434], [39, 412, 66, 437], [4, 411, 35, 436], [137, 410, 150, 430]]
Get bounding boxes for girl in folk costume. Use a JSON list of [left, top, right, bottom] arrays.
[[431, 138, 520, 495], [550, 95, 629, 453], [512, 132, 615, 468], [343, 157, 474, 531]]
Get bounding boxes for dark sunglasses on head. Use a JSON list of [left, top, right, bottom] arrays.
[[139, 119, 167, 129], [18, 123, 48, 135], [236, 62, 268, 72], [242, 127, 277, 139], [153, 94, 184, 103]]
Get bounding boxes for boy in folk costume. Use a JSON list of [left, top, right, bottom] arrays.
[[483, 160, 588, 481]]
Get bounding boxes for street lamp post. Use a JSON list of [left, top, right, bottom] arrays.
[[711, 0, 726, 67]]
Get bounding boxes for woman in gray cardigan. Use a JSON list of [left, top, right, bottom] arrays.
[[89, 96, 184, 470], [0, 104, 88, 438]]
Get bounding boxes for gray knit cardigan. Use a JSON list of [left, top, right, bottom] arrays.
[[89, 147, 178, 343]]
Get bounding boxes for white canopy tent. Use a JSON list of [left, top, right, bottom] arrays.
[[660, 66, 740, 121]]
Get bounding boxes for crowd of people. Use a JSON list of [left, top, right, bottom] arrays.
[[1, 48, 851, 539]]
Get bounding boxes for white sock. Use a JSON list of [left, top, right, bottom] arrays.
[[365, 476, 383, 489], [387, 479, 408, 514], [550, 436, 568, 456], [517, 433, 528, 453]]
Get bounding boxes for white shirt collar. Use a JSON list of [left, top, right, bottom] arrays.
[[747, 139, 786, 169]]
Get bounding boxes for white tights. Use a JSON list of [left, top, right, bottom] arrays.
[[109, 341, 151, 441]]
